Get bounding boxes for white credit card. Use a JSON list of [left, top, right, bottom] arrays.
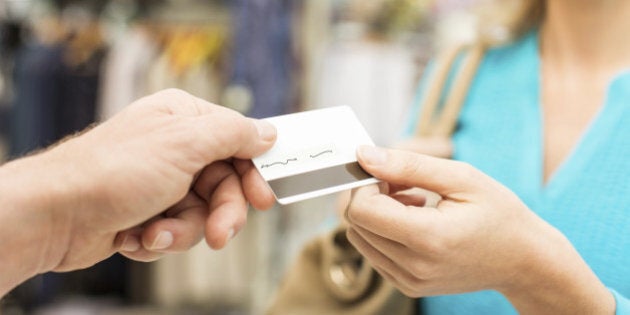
[[253, 106, 379, 205]]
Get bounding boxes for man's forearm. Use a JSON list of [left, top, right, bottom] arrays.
[[0, 150, 75, 296]]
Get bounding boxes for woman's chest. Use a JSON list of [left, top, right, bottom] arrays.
[[452, 90, 630, 289]]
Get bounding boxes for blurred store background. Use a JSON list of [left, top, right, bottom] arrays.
[[0, 0, 478, 314]]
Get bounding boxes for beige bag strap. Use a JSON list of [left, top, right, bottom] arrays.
[[415, 43, 486, 137]]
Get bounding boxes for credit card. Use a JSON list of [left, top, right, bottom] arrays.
[[253, 106, 379, 205]]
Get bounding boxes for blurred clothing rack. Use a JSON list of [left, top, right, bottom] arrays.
[[1, 1, 442, 314]]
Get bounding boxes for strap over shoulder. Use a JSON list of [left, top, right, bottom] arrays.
[[415, 43, 486, 138]]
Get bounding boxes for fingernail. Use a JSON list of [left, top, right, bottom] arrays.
[[358, 146, 387, 165], [150, 231, 174, 250], [254, 120, 276, 141], [121, 234, 141, 252], [227, 228, 236, 242]]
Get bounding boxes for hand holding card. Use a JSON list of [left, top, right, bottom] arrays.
[[253, 106, 379, 205]]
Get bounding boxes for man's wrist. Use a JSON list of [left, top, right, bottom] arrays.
[[0, 144, 83, 295]]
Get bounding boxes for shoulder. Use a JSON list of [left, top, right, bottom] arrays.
[[477, 31, 539, 79], [461, 31, 540, 103], [427, 31, 539, 93]]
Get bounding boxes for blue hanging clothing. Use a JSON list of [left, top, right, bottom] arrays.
[[9, 41, 103, 158], [10, 43, 65, 158], [57, 46, 105, 138], [230, 0, 296, 118]]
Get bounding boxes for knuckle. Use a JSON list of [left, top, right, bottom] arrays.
[[406, 259, 443, 284], [160, 89, 197, 111], [400, 233, 417, 249], [345, 203, 357, 223], [401, 154, 423, 176], [407, 275, 426, 291], [422, 237, 448, 257], [399, 286, 420, 298], [408, 262, 428, 280], [159, 88, 192, 100], [406, 229, 452, 258], [405, 232, 429, 251], [345, 228, 355, 243], [345, 196, 370, 224], [214, 114, 251, 146], [457, 161, 482, 183], [235, 117, 255, 141], [344, 197, 359, 222]]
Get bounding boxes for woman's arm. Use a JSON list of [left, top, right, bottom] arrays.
[[345, 146, 617, 314], [611, 291, 630, 315]]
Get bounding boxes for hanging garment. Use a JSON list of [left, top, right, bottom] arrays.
[[10, 38, 104, 157], [10, 43, 64, 158], [9, 40, 124, 310], [229, 0, 296, 118], [57, 46, 106, 138], [314, 39, 416, 146], [98, 26, 158, 120], [295, 0, 333, 111], [145, 27, 225, 102], [0, 21, 23, 150], [144, 24, 253, 310]]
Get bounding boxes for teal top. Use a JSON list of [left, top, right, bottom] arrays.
[[407, 31, 630, 314]]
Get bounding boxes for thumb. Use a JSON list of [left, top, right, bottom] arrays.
[[188, 108, 277, 165], [356, 146, 486, 197], [143, 89, 277, 165]]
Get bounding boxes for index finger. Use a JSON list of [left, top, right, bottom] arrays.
[[357, 146, 490, 197], [234, 158, 276, 210]]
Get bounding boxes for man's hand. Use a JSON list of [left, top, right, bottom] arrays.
[[0, 89, 276, 295]]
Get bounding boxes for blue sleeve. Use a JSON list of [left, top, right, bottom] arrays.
[[612, 289, 630, 315]]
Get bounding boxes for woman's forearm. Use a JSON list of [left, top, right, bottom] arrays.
[[500, 227, 615, 315]]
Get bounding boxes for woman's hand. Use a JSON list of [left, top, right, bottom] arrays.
[[345, 146, 615, 315], [337, 137, 453, 217]]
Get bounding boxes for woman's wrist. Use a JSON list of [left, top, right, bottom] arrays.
[[499, 223, 615, 314]]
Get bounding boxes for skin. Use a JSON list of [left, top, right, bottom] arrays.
[[347, 147, 615, 314], [345, 0, 630, 313], [541, 0, 630, 181], [0, 89, 277, 297], [335, 137, 453, 217]]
